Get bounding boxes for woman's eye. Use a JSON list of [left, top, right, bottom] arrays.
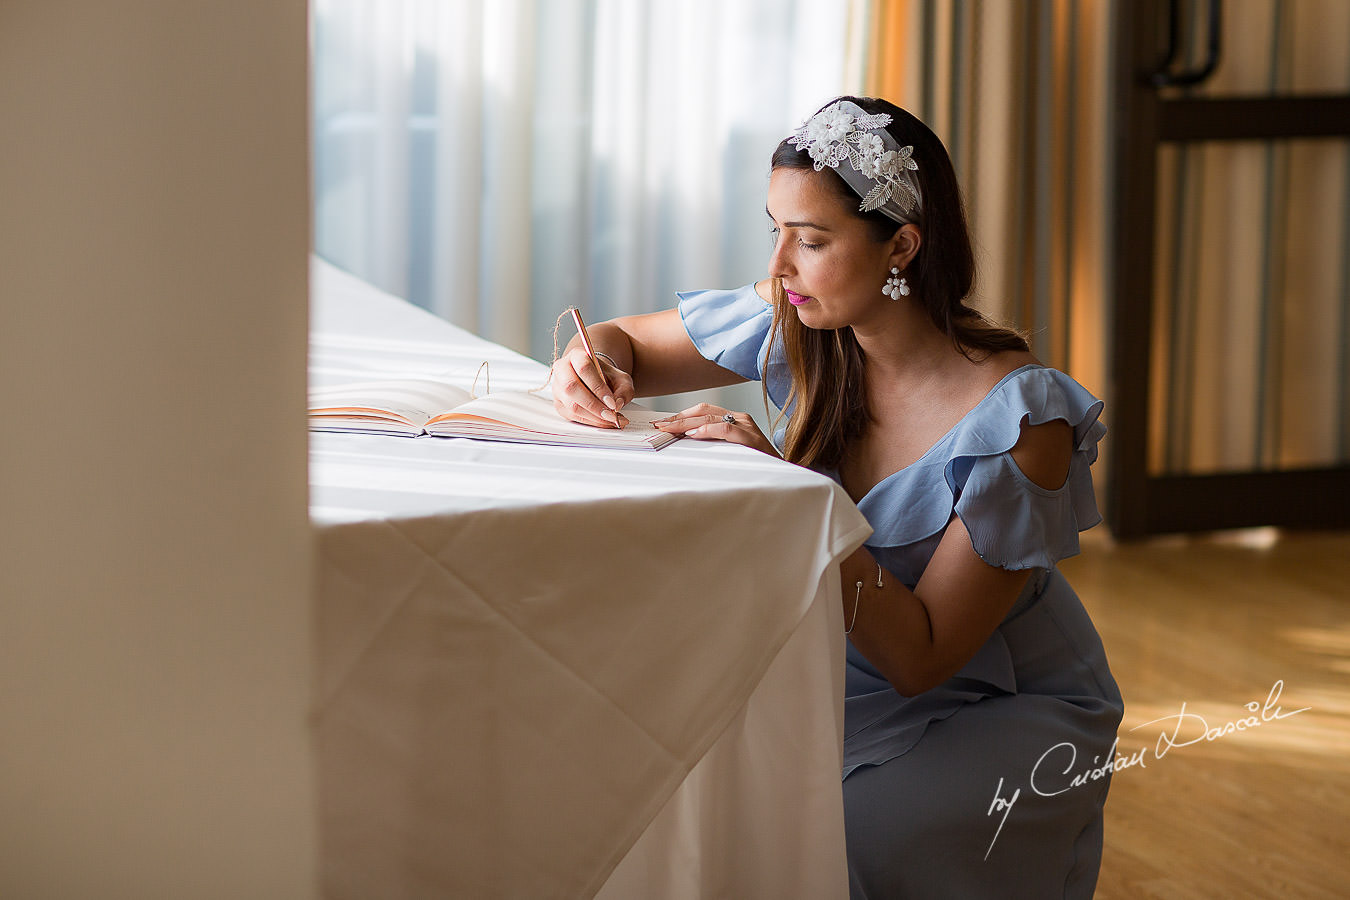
[[767, 226, 821, 251]]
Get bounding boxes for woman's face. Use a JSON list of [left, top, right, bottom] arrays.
[[766, 167, 897, 330]]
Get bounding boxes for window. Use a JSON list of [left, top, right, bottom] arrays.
[[312, 0, 861, 367]]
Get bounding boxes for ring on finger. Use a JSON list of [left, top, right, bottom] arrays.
[[722, 413, 736, 425]]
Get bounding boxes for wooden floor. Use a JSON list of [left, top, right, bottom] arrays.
[[1061, 527, 1350, 899]]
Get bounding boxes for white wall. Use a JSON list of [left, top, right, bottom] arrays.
[[0, 2, 315, 897]]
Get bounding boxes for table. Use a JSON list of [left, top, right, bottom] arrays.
[[309, 259, 871, 898]]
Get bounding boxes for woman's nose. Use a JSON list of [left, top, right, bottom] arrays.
[[767, 238, 792, 278]]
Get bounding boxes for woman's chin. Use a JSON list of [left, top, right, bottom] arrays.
[[792, 305, 831, 329]]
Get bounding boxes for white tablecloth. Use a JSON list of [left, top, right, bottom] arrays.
[[310, 260, 871, 898]]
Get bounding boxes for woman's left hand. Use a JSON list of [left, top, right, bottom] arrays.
[[652, 403, 780, 457]]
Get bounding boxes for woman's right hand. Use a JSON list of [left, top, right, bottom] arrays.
[[550, 346, 636, 429]]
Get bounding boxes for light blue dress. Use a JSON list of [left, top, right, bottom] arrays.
[[678, 284, 1124, 899]]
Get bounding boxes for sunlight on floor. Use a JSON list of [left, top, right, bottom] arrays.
[[1066, 527, 1350, 898]]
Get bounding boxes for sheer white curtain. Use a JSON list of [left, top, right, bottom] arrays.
[[313, 0, 864, 374]]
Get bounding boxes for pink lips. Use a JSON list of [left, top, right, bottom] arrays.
[[785, 289, 812, 306]]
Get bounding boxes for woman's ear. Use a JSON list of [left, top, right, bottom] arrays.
[[890, 224, 921, 271]]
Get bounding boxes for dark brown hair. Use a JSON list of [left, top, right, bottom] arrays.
[[767, 96, 1028, 469]]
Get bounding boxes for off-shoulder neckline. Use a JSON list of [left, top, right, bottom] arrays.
[[842, 364, 1045, 506]]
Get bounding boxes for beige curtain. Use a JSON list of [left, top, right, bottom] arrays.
[[863, 0, 1113, 406]]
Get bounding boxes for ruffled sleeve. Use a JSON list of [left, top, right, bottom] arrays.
[[953, 369, 1104, 569], [859, 366, 1105, 573], [677, 284, 790, 408]]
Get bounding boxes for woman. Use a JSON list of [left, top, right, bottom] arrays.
[[551, 96, 1123, 898]]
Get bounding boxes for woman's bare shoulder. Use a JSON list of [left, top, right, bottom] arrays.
[[974, 349, 1042, 389]]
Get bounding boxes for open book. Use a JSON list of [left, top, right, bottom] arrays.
[[308, 378, 680, 451]]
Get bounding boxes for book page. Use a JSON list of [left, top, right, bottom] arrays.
[[309, 378, 475, 427], [427, 389, 676, 448]]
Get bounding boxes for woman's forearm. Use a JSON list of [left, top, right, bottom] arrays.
[[840, 547, 942, 695], [840, 522, 1032, 696], [564, 320, 636, 374], [585, 309, 742, 398]]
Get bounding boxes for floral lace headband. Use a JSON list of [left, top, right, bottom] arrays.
[[787, 100, 921, 225]]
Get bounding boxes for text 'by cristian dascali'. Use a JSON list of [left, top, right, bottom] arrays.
[[983, 679, 1310, 860]]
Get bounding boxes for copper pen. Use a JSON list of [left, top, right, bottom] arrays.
[[569, 307, 623, 429]]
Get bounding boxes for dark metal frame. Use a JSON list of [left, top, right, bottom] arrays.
[[1108, 1, 1350, 538]]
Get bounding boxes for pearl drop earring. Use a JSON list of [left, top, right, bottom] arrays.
[[883, 267, 909, 300]]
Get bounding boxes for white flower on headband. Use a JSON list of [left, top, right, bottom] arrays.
[[859, 146, 919, 213], [856, 133, 885, 160], [788, 103, 920, 218]]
